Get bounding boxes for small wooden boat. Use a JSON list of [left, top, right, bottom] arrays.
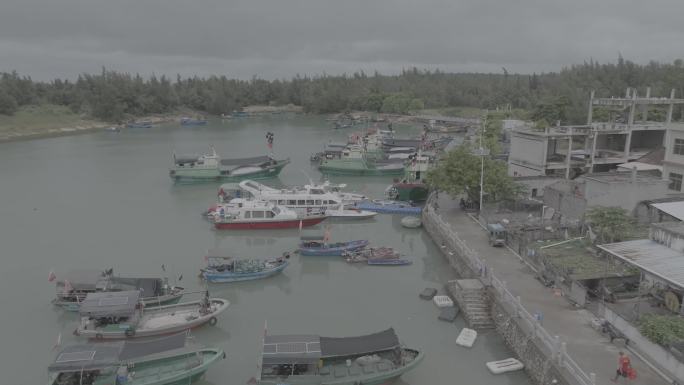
[[180, 117, 208, 126], [75, 291, 229, 340], [367, 258, 412, 266], [299, 233, 369, 256], [212, 200, 327, 230], [126, 121, 153, 128], [354, 200, 422, 215], [257, 328, 423, 385], [326, 206, 378, 219], [201, 249, 290, 283], [343, 247, 400, 262], [486, 358, 524, 374], [52, 269, 184, 312], [47, 333, 224, 385]]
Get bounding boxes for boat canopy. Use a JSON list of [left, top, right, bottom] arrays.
[[49, 333, 187, 373], [109, 277, 165, 297], [220, 156, 272, 166], [262, 328, 399, 364], [320, 328, 399, 358], [263, 334, 322, 365], [59, 270, 107, 291], [79, 290, 140, 317], [174, 155, 201, 164]]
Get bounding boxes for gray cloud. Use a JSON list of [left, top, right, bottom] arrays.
[[1, 0, 682, 80]]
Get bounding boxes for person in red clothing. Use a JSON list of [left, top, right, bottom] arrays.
[[611, 351, 631, 382]]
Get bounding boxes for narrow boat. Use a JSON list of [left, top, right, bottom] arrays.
[[169, 146, 290, 182], [75, 291, 229, 340], [318, 145, 405, 176], [325, 206, 378, 219], [257, 328, 423, 385], [343, 247, 401, 263], [126, 121, 153, 128], [212, 199, 327, 230], [180, 117, 208, 126], [385, 152, 431, 202], [354, 200, 422, 215], [367, 259, 412, 266], [52, 269, 184, 312], [298, 233, 369, 256], [200, 249, 290, 283], [47, 332, 224, 385]]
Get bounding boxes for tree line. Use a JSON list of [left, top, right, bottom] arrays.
[[1, 57, 684, 123]]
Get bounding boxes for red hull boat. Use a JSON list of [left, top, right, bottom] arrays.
[[214, 216, 326, 230]]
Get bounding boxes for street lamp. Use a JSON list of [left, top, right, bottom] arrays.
[[473, 111, 489, 213]]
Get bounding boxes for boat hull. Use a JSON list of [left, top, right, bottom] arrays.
[[299, 240, 369, 256], [355, 201, 422, 215], [318, 159, 404, 176], [202, 261, 289, 283], [258, 349, 424, 385], [76, 298, 230, 340], [170, 159, 289, 182], [53, 292, 184, 312], [214, 216, 326, 230]]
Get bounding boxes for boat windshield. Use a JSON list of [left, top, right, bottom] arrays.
[[272, 207, 280, 215]]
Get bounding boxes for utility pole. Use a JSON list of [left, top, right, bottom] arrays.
[[479, 110, 488, 213]]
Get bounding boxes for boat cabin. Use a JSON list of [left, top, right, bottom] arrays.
[[299, 231, 328, 248], [55, 270, 172, 303], [260, 328, 404, 382], [79, 291, 141, 332]]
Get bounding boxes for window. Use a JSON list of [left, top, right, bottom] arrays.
[[675, 139, 684, 155], [306, 200, 314, 205], [297, 200, 305, 205], [266, 211, 275, 218], [669, 173, 683, 191], [288, 200, 296, 205], [244, 211, 251, 218], [531, 188, 538, 198], [315, 200, 322, 205], [252, 211, 265, 218], [322, 200, 328, 204], [278, 200, 286, 205]]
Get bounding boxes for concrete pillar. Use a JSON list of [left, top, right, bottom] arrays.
[[516, 295, 522, 318], [589, 133, 598, 173], [590, 373, 596, 385], [566, 135, 572, 179], [627, 91, 636, 126], [642, 87, 651, 121], [667, 88, 676, 125], [587, 90, 595, 124], [624, 130, 632, 161]]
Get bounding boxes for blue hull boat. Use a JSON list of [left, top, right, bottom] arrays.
[[355, 200, 422, 215], [180, 118, 208, 126], [201, 249, 290, 283], [126, 122, 153, 128], [299, 239, 369, 256]]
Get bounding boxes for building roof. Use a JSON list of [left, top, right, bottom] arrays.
[[650, 202, 684, 221], [579, 171, 664, 184], [617, 162, 663, 172], [636, 147, 665, 166], [598, 239, 684, 289]]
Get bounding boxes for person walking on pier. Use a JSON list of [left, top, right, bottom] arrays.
[[611, 351, 631, 382]]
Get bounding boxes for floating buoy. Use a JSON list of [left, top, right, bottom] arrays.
[[433, 295, 453, 308], [438, 306, 459, 322], [456, 328, 477, 348], [486, 358, 524, 374], [419, 288, 437, 300]]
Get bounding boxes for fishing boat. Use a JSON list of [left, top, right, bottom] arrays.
[[257, 328, 423, 385], [47, 332, 224, 385], [354, 200, 422, 215], [180, 117, 208, 126], [200, 249, 290, 283], [52, 269, 184, 312], [343, 247, 400, 262], [318, 146, 404, 176], [126, 121, 153, 128], [75, 291, 229, 340], [367, 259, 412, 266], [325, 206, 378, 219], [385, 152, 431, 202], [169, 146, 290, 182], [212, 199, 327, 230], [298, 232, 369, 256]]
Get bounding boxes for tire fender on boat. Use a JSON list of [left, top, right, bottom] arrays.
[[125, 328, 136, 337], [209, 316, 218, 326]]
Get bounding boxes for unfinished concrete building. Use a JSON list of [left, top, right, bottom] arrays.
[[508, 88, 684, 178]]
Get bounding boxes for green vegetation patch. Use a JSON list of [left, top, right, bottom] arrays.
[[639, 314, 684, 345], [0, 104, 98, 134], [540, 239, 634, 280]]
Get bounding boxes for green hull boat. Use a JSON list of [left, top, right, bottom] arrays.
[[48, 333, 224, 385], [170, 146, 289, 182], [318, 158, 404, 176], [258, 328, 424, 385]]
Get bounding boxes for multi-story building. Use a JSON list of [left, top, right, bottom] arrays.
[[508, 88, 684, 179], [663, 122, 684, 193]]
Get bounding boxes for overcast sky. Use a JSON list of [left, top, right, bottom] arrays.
[[1, 0, 682, 80]]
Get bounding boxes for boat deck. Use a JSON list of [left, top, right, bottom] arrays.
[[319, 357, 396, 380], [140, 308, 203, 330]]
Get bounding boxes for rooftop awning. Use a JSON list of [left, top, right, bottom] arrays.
[[650, 201, 684, 221], [617, 162, 663, 172], [320, 328, 399, 358], [79, 290, 140, 317], [598, 239, 684, 289], [262, 334, 322, 365], [59, 270, 106, 291], [109, 277, 163, 297]]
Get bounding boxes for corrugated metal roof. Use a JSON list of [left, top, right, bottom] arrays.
[[598, 239, 684, 288], [617, 162, 663, 172], [651, 201, 684, 221]]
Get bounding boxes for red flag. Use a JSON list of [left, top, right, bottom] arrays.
[[48, 271, 56, 282]]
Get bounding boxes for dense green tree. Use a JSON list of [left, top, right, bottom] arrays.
[[0, 88, 18, 115], [426, 144, 523, 203], [586, 206, 634, 243]]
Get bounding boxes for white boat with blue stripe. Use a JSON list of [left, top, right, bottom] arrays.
[[200, 249, 290, 283]]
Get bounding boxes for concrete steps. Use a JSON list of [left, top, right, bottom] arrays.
[[448, 279, 495, 329]]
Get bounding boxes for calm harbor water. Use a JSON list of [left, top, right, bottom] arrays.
[[0, 115, 530, 385]]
